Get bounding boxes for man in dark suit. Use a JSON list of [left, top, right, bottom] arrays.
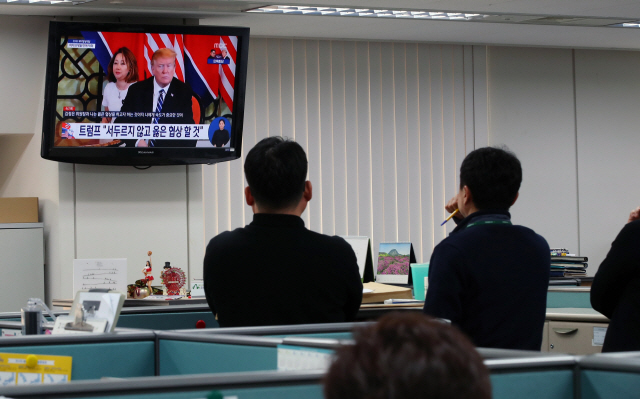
[[591, 206, 640, 352], [203, 137, 363, 327], [116, 48, 196, 147]]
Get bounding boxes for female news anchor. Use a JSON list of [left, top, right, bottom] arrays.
[[101, 47, 139, 123]]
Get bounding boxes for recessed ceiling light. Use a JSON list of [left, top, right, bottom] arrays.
[[245, 6, 492, 21], [0, 0, 73, 3], [244, 5, 637, 28]]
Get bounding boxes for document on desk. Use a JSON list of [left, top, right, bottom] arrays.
[[73, 258, 127, 294]]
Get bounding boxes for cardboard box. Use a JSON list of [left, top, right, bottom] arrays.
[[0, 197, 39, 223]]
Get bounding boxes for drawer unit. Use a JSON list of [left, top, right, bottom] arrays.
[[548, 321, 608, 355]]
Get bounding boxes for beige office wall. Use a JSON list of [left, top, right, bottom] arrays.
[[200, 38, 474, 264], [0, 16, 67, 304], [74, 165, 190, 288], [485, 46, 580, 259], [574, 49, 640, 272]]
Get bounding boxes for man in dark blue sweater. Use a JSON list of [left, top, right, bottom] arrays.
[[423, 147, 550, 350]]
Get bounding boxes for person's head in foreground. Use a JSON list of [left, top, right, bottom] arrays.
[[243, 136, 311, 215], [457, 146, 521, 217], [324, 312, 492, 399]]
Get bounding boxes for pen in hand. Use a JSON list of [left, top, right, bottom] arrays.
[[440, 209, 460, 226]]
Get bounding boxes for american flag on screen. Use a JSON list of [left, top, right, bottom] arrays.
[[80, 31, 236, 111], [218, 36, 237, 112]]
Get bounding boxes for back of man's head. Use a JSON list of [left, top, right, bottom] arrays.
[[244, 137, 308, 211], [460, 146, 522, 211], [324, 313, 491, 399]]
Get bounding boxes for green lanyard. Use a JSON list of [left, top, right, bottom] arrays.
[[466, 220, 512, 229]]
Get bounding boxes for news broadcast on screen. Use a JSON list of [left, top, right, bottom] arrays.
[[41, 22, 249, 166]]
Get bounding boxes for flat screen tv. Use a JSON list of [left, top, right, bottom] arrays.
[[41, 22, 250, 166]]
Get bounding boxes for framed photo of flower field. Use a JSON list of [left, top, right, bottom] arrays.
[[376, 242, 416, 285]]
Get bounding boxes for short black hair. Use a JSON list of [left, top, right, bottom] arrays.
[[460, 146, 522, 211], [324, 313, 491, 399], [244, 137, 308, 211]]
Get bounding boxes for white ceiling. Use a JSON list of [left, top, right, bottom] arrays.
[[3, 0, 640, 49]]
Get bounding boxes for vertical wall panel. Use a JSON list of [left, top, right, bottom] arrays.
[[292, 40, 311, 227], [393, 43, 411, 243], [368, 42, 386, 257], [418, 44, 435, 260], [356, 42, 372, 240], [280, 40, 295, 140], [486, 47, 579, 258], [452, 48, 468, 236], [305, 41, 322, 232], [429, 46, 447, 244], [463, 45, 475, 155], [266, 39, 282, 137], [242, 38, 258, 226], [202, 38, 470, 269], [343, 41, 360, 236], [574, 49, 640, 272], [331, 41, 348, 235], [473, 45, 489, 148], [318, 41, 334, 234], [253, 39, 269, 139], [380, 42, 398, 243], [442, 46, 462, 236], [406, 43, 423, 262]]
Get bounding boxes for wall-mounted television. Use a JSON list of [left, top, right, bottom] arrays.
[[41, 21, 249, 166]]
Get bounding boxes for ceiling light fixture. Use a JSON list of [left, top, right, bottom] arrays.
[[245, 5, 637, 28], [246, 6, 493, 20]]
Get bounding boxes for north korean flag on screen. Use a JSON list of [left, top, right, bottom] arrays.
[[80, 31, 235, 110]]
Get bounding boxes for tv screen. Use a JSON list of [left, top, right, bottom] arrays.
[[41, 22, 249, 166]]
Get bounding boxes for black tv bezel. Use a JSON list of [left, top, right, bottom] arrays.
[[41, 21, 249, 166]]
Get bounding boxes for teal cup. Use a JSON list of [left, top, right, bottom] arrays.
[[410, 263, 429, 301]]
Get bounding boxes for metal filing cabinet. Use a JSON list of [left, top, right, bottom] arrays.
[[0, 223, 45, 312]]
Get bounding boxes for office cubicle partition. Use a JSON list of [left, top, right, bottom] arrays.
[[0, 332, 157, 380], [0, 369, 326, 399], [157, 332, 283, 376], [487, 355, 577, 399], [169, 321, 374, 340], [579, 352, 640, 399]]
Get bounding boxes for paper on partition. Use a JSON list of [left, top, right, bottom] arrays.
[[73, 258, 127, 294]]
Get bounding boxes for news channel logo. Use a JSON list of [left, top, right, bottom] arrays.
[[61, 122, 75, 139]]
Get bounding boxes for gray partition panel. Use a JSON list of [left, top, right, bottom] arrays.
[[0, 331, 156, 347], [171, 321, 372, 336], [0, 370, 325, 398]]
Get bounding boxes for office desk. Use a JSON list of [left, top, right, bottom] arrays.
[[52, 297, 209, 308], [542, 307, 609, 355]]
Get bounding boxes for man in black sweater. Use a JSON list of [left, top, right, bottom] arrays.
[[591, 206, 640, 352], [423, 147, 550, 350], [203, 137, 363, 327]]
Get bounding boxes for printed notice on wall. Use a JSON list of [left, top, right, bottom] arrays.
[[73, 258, 127, 294]]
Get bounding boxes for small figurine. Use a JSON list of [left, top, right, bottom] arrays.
[[142, 251, 154, 292], [160, 262, 187, 296]]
